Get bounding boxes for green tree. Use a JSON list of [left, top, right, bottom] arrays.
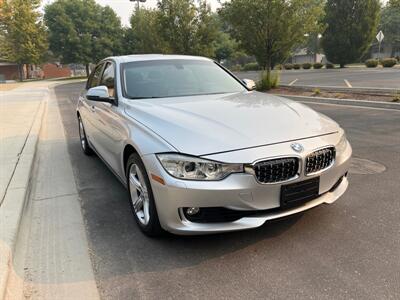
[[210, 14, 238, 63], [126, 8, 167, 54], [379, 0, 400, 57], [44, 0, 123, 76], [213, 31, 238, 63], [321, 0, 380, 68], [157, 0, 218, 56], [93, 6, 124, 60], [0, 0, 48, 81], [192, 1, 218, 57], [220, 0, 324, 74], [303, 13, 326, 60]]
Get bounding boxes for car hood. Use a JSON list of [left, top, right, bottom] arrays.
[[124, 91, 339, 156]]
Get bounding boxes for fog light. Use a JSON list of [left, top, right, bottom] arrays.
[[186, 207, 200, 216]]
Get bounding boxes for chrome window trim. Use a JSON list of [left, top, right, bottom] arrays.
[[245, 155, 303, 185], [304, 145, 336, 176]]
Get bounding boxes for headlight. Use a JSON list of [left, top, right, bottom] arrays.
[[157, 153, 244, 181], [337, 131, 348, 152]]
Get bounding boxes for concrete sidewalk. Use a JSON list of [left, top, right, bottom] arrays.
[[0, 81, 98, 299], [0, 84, 47, 203], [0, 83, 48, 299]]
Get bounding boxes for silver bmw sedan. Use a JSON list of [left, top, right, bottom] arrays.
[[77, 54, 352, 236]]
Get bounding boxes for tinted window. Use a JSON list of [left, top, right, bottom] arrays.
[[87, 63, 104, 89], [100, 62, 115, 97], [122, 60, 245, 99]]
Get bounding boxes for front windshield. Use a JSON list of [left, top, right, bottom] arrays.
[[121, 59, 246, 99]]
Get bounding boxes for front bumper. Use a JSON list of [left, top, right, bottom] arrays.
[[142, 134, 352, 235]]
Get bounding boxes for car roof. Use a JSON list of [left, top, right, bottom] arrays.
[[105, 54, 212, 64]]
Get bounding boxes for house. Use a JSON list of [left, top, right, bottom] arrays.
[[370, 42, 400, 60], [0, 59, 20, 81], [289, 48, 327, 64], [0, 59, 43, 81], [0, 61, 73, 81], [42, 63, 72, 79]]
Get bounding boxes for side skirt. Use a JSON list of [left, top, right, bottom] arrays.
[[88, 140, 128, 189]]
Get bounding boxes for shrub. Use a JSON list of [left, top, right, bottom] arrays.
[[365, 59, 378, 68], [325, 63, 335, 69], [256, 71, 280, 91], [302, 63, 312, 69], [313, 63, 323, 69], [313, 88, 321, 95], [293, 64, 301, 70], [381, 58, 397, 68], [230, 64, 242, 72], [284, 63, 293, 70], [243, 62, 260, 71], [392, 91, 400, 102]]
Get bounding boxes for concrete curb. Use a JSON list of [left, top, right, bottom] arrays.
[[0, 91, 47, 300], [275, 94, 400, 111]]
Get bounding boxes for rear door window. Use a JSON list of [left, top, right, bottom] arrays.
[[87, 63, 104, 89], [100, 62, 115, 97]]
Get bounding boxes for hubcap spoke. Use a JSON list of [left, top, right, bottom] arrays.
[[129, 173, 143, 193], [143, 200, 150, 224], [79, 120, 86, 148], [132, 195, 144, 212]]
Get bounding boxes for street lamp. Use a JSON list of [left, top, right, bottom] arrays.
[[129, 0, 146, 11]]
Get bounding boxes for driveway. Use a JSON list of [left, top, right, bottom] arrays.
[[55, 82, 400, 299]]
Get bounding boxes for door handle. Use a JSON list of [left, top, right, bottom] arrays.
[[90, 105, 96, 112]]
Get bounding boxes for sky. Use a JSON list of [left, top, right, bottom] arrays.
[[41, 0, 388, 27]]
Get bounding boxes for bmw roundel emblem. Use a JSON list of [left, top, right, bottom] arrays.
[[291, 143, 304, 153]]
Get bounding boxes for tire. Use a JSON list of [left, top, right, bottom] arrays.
[[126, 153, 163, 237], [78, 116, 94, 156]]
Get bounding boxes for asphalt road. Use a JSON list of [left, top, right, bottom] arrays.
[[235, 68, 400, 89], [55, 82, 400, 300]]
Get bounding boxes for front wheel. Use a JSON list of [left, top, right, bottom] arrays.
[[126, 153, 163, 237], [78, 116, 94, 155]]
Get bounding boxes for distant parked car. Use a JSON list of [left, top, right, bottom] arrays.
[[77, 55, 352, 236]]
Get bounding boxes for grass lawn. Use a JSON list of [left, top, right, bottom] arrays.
[[0, 82, 23, 91]]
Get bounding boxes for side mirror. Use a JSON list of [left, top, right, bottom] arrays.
[[242, 79, 256, 91], [86, 86, 112, 102]]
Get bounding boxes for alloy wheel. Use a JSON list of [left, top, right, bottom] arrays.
[[129, 163, 150, 225]]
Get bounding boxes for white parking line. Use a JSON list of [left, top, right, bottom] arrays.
[[288, 79, 298, 86], [344, 79, 352, 88]]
